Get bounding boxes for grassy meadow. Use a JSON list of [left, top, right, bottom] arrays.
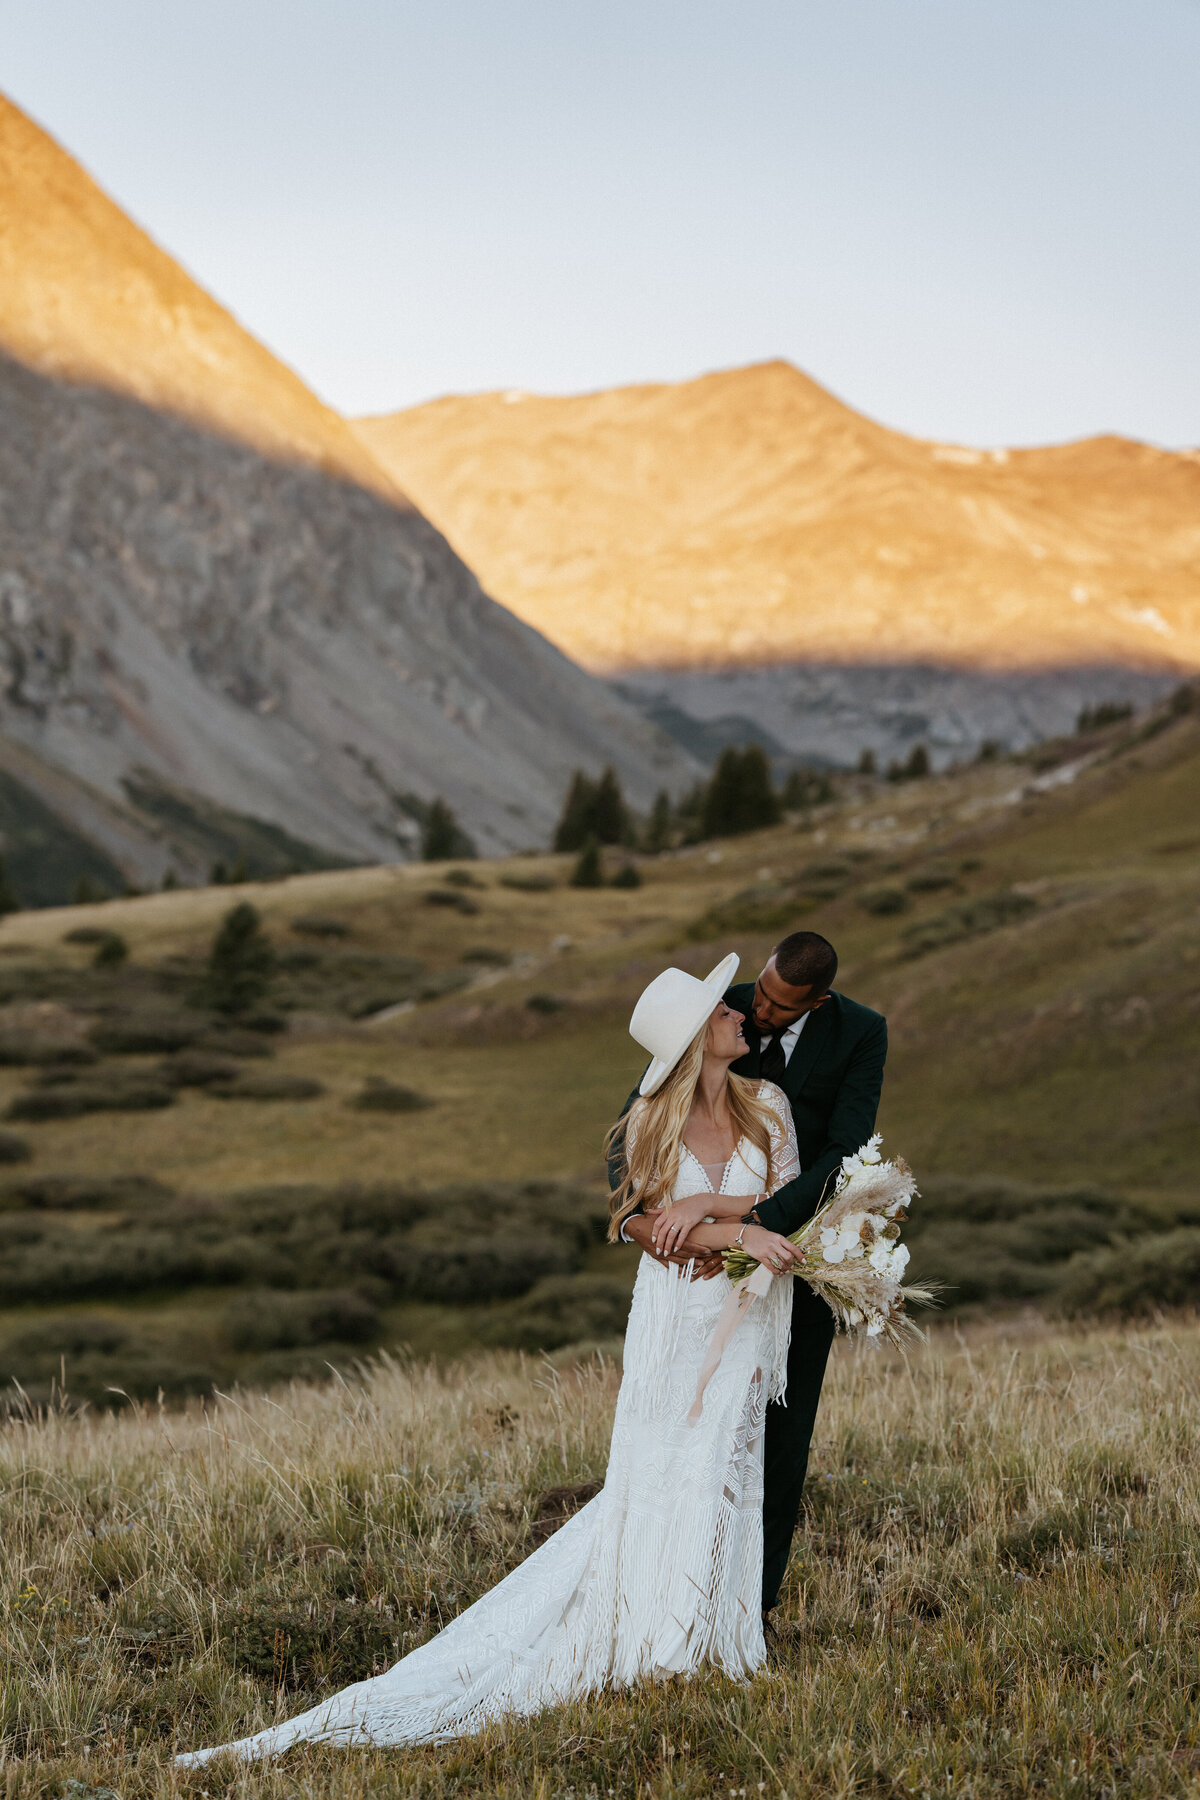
[[5, 1317, 1200, 1797], [2, 693, 1200, 1789], [0, 695, 1198, 1401]]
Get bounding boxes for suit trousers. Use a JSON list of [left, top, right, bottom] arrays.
[[761, 1278, 836, 1612]]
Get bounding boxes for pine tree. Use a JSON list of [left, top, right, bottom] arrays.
[[701, 746, 781, 839], [72, 873, 99, 904], [553, 772, 598, 852], [590, 767, 628, 844], [198, 902, 275, 1015], [701, 748, 745, 839], [569, 838, 604, 888], [0, 857, 19, 917], [611, 862, 642, 889], [643, 790, 672, 854], [421, 798, 476, 861], [93, 932, 128, 969], [857, 748, 877, 776]]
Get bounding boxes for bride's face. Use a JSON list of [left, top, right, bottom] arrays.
[[706, 1001, 748, 1062]]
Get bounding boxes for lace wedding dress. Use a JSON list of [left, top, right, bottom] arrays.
[[178, 1083, 799, 1764]]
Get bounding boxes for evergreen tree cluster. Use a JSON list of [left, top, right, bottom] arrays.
[[551, 744, 839, 862], [886, 744, 931, 783], [553, 768, 629, 852]]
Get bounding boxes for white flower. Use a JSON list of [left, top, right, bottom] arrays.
[[892, 1243, 910, 1273], [860, 1136, 883, 1164], [866, 1317, 884, 1337], [822, 1243, 846, 1264], [868, 1242, 895, 1274], [819, 1227, 837, 1248]]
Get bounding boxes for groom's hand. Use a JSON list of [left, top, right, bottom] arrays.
[[622, 1213, 722, 1279]]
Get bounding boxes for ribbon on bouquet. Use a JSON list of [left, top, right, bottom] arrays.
[[686, 1262, 775, 1425]]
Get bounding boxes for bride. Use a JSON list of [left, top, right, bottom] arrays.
[[178, 953, 804, 1764]]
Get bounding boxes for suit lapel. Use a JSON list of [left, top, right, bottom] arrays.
[[779, 996, 836, 1099]]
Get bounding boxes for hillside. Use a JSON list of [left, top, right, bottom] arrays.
[[0, 96, 695, 886], [0, 93, 390, 492], [0, 687, 1196, 1403], [9, 1318, 1200, 1796], [357, 360, 1200, 676]]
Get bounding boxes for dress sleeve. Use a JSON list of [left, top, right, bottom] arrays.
[[760, 1084, 800, 1196]]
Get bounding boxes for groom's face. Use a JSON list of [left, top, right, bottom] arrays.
[[750, 957, 829, 1033]]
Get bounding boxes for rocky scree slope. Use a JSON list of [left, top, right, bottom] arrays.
[[0, 352, 693, 885]]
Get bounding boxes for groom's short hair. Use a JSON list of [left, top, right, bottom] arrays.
[[774, 931, 837, 995]]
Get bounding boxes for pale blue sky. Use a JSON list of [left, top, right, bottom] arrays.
[[2, 0, 1197, 445]]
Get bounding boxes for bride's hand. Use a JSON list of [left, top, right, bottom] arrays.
[[740, 1225, 801, 1276], [653, 1193, 714, 1259]]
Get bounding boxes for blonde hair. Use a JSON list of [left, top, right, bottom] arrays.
[[605, 1020, 777, 1242]]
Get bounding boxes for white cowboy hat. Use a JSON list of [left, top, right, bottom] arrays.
[[629, 952, 740, 1097]]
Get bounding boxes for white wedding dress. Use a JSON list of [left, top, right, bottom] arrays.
[[178, 1084, 799, 1763]]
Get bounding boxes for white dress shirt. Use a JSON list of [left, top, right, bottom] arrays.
[[759, 1009, 810, 1067]]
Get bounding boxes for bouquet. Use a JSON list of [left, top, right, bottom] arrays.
[[688, 1137, 933, 1423], [723, 1135, 934, 1346]]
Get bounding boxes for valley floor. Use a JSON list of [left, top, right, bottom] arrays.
[[4, 1313, 1199, 1798]]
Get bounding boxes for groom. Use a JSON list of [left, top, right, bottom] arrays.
[[616, 930, 888, 1618]]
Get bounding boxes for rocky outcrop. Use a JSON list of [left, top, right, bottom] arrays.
[[0, 353, 694, 884]]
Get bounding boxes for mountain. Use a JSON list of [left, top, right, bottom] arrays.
[[0, 97, 695, 894], [0, 95, 389, 493], [357, 360, 1200, 676]]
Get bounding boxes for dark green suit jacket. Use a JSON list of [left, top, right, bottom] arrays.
[[611, 983, 887, 1238], [722, 982, 887, 1235]]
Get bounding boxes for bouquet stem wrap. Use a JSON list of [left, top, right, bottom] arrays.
[[687, 1137, 935, 1424]]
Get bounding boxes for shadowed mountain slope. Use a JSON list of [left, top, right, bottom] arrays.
[[0, 353, 693, 882], [0, 94, 694, 887], [357, 361, 1200, 675]]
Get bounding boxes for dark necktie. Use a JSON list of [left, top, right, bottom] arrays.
[[760, 1030, 788, 1084]]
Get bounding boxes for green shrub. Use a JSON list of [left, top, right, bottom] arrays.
[[1059, 1229, 1200, 1317], [0, 1034, 97, 1067], [611, 863, 642, 889], [195, 1027, 276, 1058], [423, 888, 480, 913], [154, 1051, 241, 1088], [856, 884, 910, 916], [796, 859, 854, 897], [61, 925, 109, 945], [289, 913, 352, 938], [93, 932, 128, 969], [0, 1174, 172, 1212], [403, 1238, 574, 1307], [481, 1274, 633, 1351], [685, 884, 799, 940], [905, 860, 960, 893], [0, 1131, 31, 1165], [900, 888, 1036, 958], [525, 993, 566, 1015], [460, 946, 510, 966], [498, 870, 556, 892], [444, 868, 485, 888], [349, 1078, 433, 1113], [223, 1288, 380, 1352], [90, 1012, 204, 1054], [210, 1073, 324, 1102], [7, 1078, 175, 1121]]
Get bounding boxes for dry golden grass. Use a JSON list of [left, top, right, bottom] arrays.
[[4, 1314, 1200, 1797]]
